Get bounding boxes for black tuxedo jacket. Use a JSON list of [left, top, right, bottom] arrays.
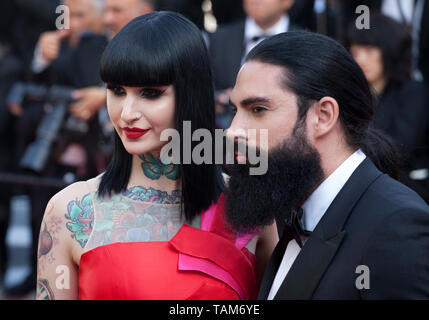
[[33, 32, 108, 88], [209, 19, 300, 91], [258, 158, 429, 299]]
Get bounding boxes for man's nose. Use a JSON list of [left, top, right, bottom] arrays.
[[226, 113, 248, 141], [103, 11, 114, 26]]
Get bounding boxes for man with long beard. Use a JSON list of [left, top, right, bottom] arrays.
[[225, 31, 429, 299]]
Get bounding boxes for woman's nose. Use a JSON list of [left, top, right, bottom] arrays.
[[121, 97, 142, 123]]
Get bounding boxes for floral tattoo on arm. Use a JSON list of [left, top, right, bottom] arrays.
[[65, 193, 94, 248]]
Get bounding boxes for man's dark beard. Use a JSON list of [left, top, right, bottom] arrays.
[[224, 126, 325, 234]]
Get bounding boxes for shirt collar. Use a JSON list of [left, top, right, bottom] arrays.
[[244, 14, 289, 43], [301, 149, 367, 232]]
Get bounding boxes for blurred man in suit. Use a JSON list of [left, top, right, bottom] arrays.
[[209, 0, 298, 128], [225, 31, 429, 299]]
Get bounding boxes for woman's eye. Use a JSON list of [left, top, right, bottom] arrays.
[[141, 88, 164, 99], [107, 84, 125, 96], [252, 106, 267, 114]]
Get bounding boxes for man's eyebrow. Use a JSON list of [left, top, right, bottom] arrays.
[[238, 96, 271, 107]]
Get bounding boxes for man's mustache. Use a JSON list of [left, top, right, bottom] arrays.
[[224, 138, 263, 164], [222, 138, 267, 176]]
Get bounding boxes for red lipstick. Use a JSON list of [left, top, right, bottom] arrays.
[[122, 127, 150, 139]]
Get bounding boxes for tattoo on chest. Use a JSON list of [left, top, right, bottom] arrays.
[[139, 153, 180, 180], [87, 186, 184, 249], [65, 187, 184, 250]]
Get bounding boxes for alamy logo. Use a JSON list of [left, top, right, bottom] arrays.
[[355, 265, 370, 290], [355, 5, 370, 30], [55, 5, 70, 30], [160, 121, 269, 176], [56, 265, 70, 290]]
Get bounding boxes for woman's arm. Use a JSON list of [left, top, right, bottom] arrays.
[[36, 195, 79, 300], [254, 221, 279, 287]]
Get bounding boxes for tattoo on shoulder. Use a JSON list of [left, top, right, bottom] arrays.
[[37, 205, 63, 277], [39, 202, 62, 258], [65, 193, 94, 248], [37, 279, 55, 300], [39, 223, 53, 257]]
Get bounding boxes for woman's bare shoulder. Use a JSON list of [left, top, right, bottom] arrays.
[[49, 174, 103, 209], [42, 174, 105, 256]]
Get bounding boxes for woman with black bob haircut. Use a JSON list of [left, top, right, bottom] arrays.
[[36, 11, 276, 300], [348, 12, 429, 203], [98, 11, 223, 220]]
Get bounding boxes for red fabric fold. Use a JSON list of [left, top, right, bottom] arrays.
[[170, 224, 257, 300]]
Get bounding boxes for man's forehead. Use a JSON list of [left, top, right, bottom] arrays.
[[66, 0, 93, 6], [106, 0, 135, 8], [231, 61, 287, 103]]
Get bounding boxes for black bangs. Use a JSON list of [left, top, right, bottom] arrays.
[[346, 24, 379, 48], [99, 13, 176, 87]]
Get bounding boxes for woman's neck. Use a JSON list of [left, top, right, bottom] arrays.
[[127, 152, 181, 196]]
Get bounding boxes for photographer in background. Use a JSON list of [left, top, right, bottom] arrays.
[[6, 0, 108, 295]]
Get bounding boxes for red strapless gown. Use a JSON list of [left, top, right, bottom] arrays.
[[78, 194, 258, 300]]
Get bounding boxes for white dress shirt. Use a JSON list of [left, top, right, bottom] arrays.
[[243, 14, 290, 57], [267, 149, 367, 300]]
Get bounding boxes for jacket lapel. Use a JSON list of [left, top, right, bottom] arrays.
[[265, 158, 383, 299], [257, 232, 288, 299]]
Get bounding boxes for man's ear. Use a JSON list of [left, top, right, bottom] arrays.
[[311, 96, 340, 139]]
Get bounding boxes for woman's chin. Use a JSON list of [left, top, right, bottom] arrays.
[[123, 144, 152, 156], [123, 142, 167, 157]]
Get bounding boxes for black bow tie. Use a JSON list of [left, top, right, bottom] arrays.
[[282, 208, 311, 248]]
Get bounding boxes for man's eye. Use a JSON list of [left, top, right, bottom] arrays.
[[252, 106, 267, 114], [107, 84, 125, 96], [141, 88, 164, 99]]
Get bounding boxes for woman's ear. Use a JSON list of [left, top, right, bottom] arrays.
[[311, 96, 340, 139]]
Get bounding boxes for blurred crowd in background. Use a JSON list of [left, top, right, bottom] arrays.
[[0, 0, 428, 298]]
